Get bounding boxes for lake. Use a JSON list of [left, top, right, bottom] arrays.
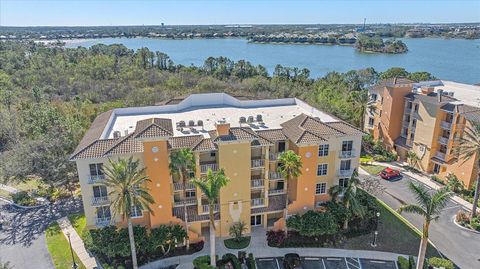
[[65, 37, 480, 84]]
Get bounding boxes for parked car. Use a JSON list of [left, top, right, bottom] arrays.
[[379, 167, 401, 180], [284, 253, 303, 269]]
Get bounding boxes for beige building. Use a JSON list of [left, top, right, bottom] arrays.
[[71, 93, 364, 239], [365, 79, 480, 188]]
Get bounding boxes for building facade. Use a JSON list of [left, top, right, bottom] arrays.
[[365, 79, 480, 188], [71, 93, 364, 239]]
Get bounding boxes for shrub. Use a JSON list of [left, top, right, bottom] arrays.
[[431, 176, 445, 185], [445, 173, 464, 193], [397, 256, 409, 269], [229, 222, 247, 242], [222, 253, 242, 269], [455, 210, 469, 225], [470, 216, 480, 231], [10, 191, 36, 206], [408, 256, 416, 269], [326, 201, 351, 226], [246, 253, 256, 269], [193, 255, 215, 269], [360, 156, 373, 165], [266, 230, 285, 247], [286, 210, 338, 237], [428, 257, 454, 269]]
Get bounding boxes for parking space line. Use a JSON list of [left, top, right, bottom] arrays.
[[370, 261, 386, 263], [275, 257, 280, 269], [305, 257, 320, 261], [321, 258, 326, 269]]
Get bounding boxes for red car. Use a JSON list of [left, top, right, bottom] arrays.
[[379, 167, 401, 180]]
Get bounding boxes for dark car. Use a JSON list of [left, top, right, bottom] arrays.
[[284, 253, 303, 269], [379, 167, 401, 180]]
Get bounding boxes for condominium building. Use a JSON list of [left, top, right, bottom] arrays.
[[365, 79, 480, 188], [71, 93, 364, 239]]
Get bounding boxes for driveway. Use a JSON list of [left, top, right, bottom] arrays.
[[365, 172, 480, 269], [0, 198, 83, 269]]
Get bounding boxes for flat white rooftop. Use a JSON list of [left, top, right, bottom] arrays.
[[101, 93, 338, 139], [415, 80, 480, 108]]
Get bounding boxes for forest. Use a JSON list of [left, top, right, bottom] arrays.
[[0, 41, 435, 188]]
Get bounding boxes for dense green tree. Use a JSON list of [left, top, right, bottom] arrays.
[[379, 67, 409, 79]]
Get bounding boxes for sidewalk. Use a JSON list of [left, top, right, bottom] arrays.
[[362, 161, 478, 213], [0, 183, 19, 194], [57, 217, 99, 269], [140, 227, 405, 269]]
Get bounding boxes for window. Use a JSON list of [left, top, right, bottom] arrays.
[[414, 104, 419, 112], [318, 144, 329, 157], [89, 163, 103, 176], [407, 101, 413, 109], [317, 164, 328, 176], [93, 185, 107, 198], [410, 133, 415, 140], [315, 183, 327, 195], [412, 119, 417, 128], [341, 141, 353, 152], [433, 163, 441, 174], [185, 190, 196, 198], [278, 141, 286, 153], [339, 178, 349, 188], [340, 160, 351, 171], [439, 144, 448, 154], [131, 204, 143, 218], [96, 206, 111, 219], [403, 128, 409, 136], [250, 215, 262, 226], [370, 93, 378, 102], [210, 151, 216, 157], [405, 115, 411, 122], [368, 117, 374, 126]]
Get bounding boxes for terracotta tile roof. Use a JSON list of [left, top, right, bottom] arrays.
[[281, 114, 338, 144], [251, 194, 286, 214], [104, 133, 144, 156], [459, 105, 480, 123], [255, 129, 287, 141], [70, 139, 119, 160], [173, 205, 220, 222], [71, 110, 113, 157], [134, 118, 173, 139], [168, 135, 204, 149], [212, 127, 257, 143], [325, 122, 366, 136], [192, 138, 216, 152]]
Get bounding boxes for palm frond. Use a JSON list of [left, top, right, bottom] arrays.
[[398, 204, 427, 216]]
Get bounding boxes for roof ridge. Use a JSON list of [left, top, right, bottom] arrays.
[[69, 139, 99, 160], [104, 132, 135, 156]]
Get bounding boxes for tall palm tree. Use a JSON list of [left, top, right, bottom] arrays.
[[329, 170, 365, 229], [454, 122, 480, 218], [277, 150, 302, 235], [398, 182, 452, 269], [104, 157, 155, 269], [191, 169, 229, 266], [169, 148, 196, 250]]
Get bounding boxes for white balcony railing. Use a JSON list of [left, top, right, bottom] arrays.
[[338, 169, 353, 177], [91, 196, 109, 206], [95, 216, 111, 227], [438, 136, 449, 145], [251, 159, 265, 168], [200, 163, 218, 174], [435, 152, 446, 161], [405, 108, 412, 114], [339, 150, 355, 158], [88, 174, 105, 184], [173, 198, 197, 207], [251, 179, 264, 188], [201, 204, 219, 214], [268, 189, 285, 195], [269, 152, 281, 161], [441, 121, 452, 129], [173, 182, 195, 191], [251, 198, 265, 207], [269, 172, 283, 180]]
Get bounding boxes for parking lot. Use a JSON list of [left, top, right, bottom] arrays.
[[255, 256, 398, 269]]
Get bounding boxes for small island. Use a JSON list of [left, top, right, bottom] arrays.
[[356, 34, 408, 54]]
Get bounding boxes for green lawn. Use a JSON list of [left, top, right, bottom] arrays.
[[224, 236, 251, 249], [0, 189, 10, 200], [343, 199, 440, 257], [360, 164, 385, 175], [46, 217, 86, 269], [68, 213, 87, 236]]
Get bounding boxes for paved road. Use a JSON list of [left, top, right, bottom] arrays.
[[0, 198, 83, 269], [365, 173, 480, 269]]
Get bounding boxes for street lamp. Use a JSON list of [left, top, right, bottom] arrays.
[[371, 212, 380, 247], [66, 232, 78, 269]]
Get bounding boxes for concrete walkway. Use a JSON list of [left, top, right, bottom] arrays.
[[140, 227, 405, 269], [0, 183, 19, 194], [57, 217, 99, 269]]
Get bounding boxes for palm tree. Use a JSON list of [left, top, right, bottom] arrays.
[[277, 150, 302, 235], [104, 157, 155, 269], [329, 170, 365, 229], [454, 122, 480, 218], [406, 150, 420, 169], [398, 182, 452, 269], [191, 169, 230, 266], [169, 148, 196, 250]]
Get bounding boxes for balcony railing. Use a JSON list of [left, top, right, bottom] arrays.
[[201, 204, 219, 214], [251, 198, 265, 208], [200, 163, 218, 174], [339, 150, 355, 159], [95, 216, 111, 227], [88, 174, 105, 184], [268, 189, 285, 195], [438, 136, 449, 145], [441, 121, 452, 129], [435, 152, 446, 161], [404, 108, 412, 114], [269, 152, 281, 161], [402, 121, 410, 127], [173, 182, 195, 191], [251, 179, 264, 188], [173, 198, 197, 207], [269, 172, 283, 180], [91, 196, 109, 206], [338, 169, 353, 177], [251, 159, 265, 168]]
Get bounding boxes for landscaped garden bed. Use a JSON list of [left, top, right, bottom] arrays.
[[46, 219, 86, 269], [224, 236, 251, 249]]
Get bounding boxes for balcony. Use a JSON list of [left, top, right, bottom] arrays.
[[91, 196, 109, 206], [435, 152, 446, 161], [339, 150, 355, 159], [173, 198, 197, 207], [251, 159, 265, 169], [251, 178, 264, 189], [269, 172, 283, 180], [402, 121, 410, 127], [251, 198, 265, 208], [269, 152, 281, 161], [201, 204, 219, 214], [268, 188, 285, 195], [338, 169, 353, 177], [438, 136, 449, 145], [88, 174, 105, 184], [95, 216, 111, 227], [441, 121, 452, 130], [404, 108, 412, 114], [173, 182, 195, 191], [200, 162, 218, 174]]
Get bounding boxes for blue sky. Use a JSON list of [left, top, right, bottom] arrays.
[[1, 0, 479, 26]]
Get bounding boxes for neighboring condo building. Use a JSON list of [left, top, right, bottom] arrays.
[[71, 93, 364, 239], [365, 79, 480, 188]]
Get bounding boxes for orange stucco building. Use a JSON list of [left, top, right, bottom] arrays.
[[71, 93, 364, 238], [365, 79, 480, 189]]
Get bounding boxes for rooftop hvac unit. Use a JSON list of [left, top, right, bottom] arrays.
[[239, 116, 246, 123], [447, 92, 454, 97], [197, 120, 203, 126], [124, 130, 129, 136], [113, 131, 121, 138], [188, 120, 195, 126], [178, 121, 186, 127], [256, 114, 263, 122], [247, 116, 254, 123]]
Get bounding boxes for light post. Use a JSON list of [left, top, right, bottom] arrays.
[[66, 232, 78, 269], [371, 212, 380, 247]]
